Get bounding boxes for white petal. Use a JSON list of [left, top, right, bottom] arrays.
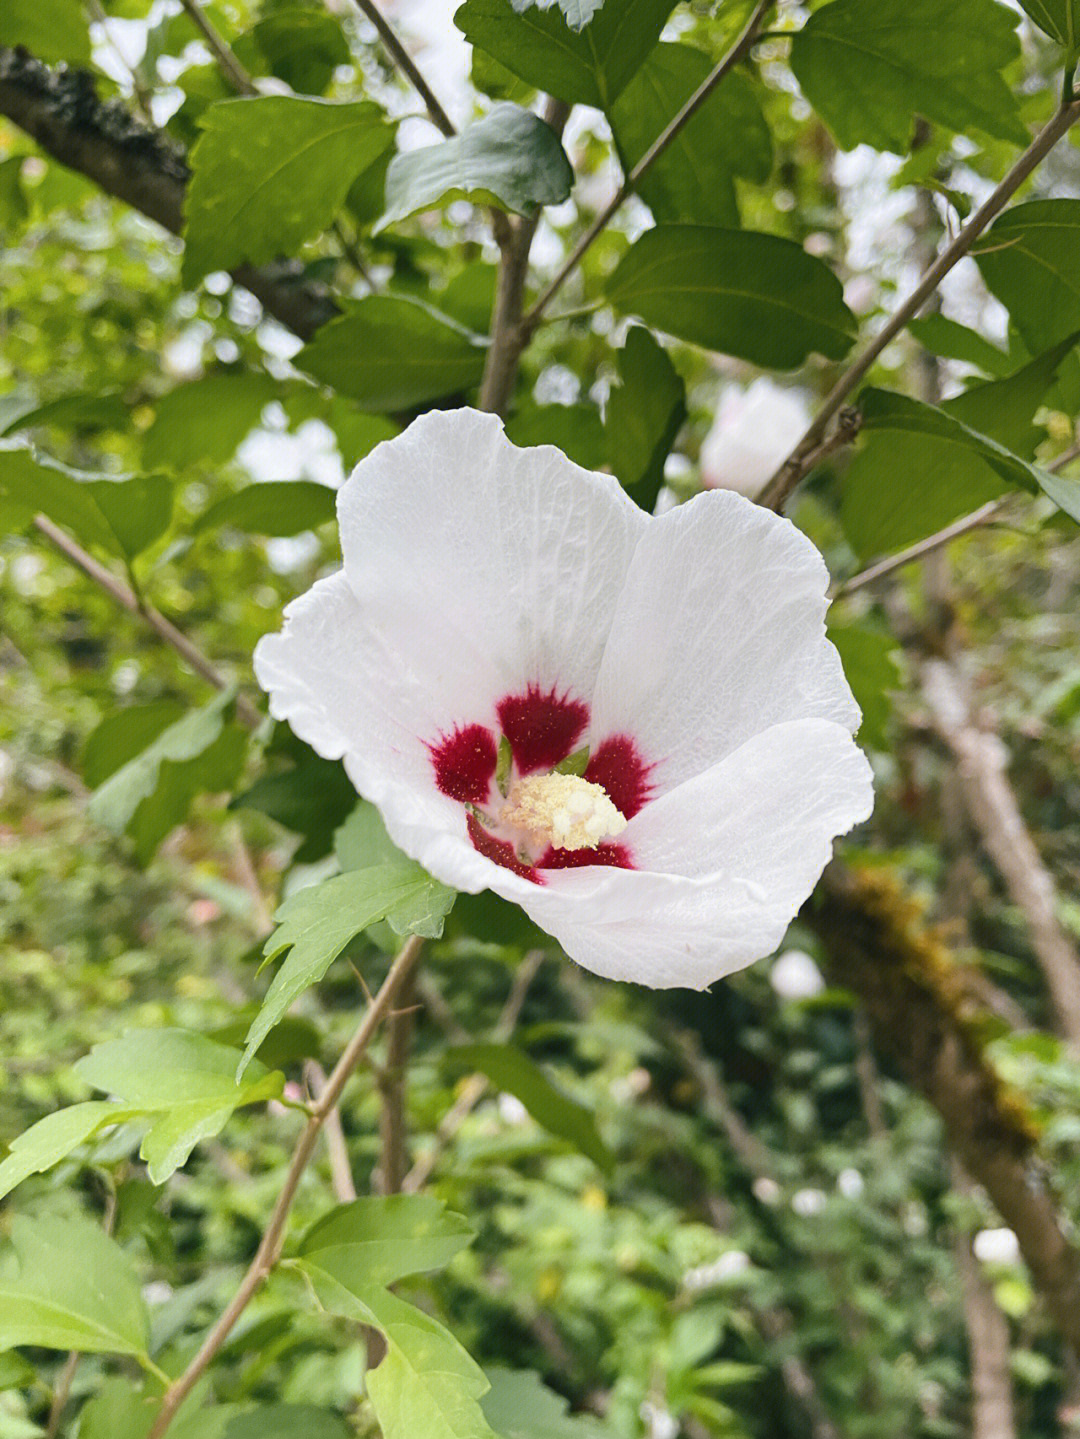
[[337, 408, 648, 725], [590, 489, 859, 793], [506, 719, 873, 989]]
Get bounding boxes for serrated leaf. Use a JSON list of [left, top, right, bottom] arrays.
[[334, 803, 457, 937], [975, 201, 1080, 354], [1015, 0, 1080, 52], [182, 97, 395, 284], [607, 226, 855, 369], [299, 1194, 475, 1286], [610, 45, 772, 229], [789, 0, 1028, 153], [449, 1043, 613, 1173], [454, 0, 676, 108], [381, 104, 573, 227], [481, 1369, 617, 1438], [0, 1101, 143, 1202], [298, 1265, 497, 1439], [194, 481, 336, 537], [296, 297, 487, 409], [240, 865, 455, 1076], [143, 372, 280, 471], [0, 0, 91, 64], [606, 325, 686, 507], [88, 687, 248, 864], [0, 1215, 149, 1358]]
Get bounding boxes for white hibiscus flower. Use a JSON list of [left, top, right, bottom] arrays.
[[254, 408, 872, 989]]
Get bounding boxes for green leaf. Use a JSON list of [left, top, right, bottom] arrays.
[[1, 391, 130, 436], [143, 372, 279, 471], [454, 0, 676, 108], [231, 736, 358, 864], [88, 687, 248, 864], [789, 0, 1028, 153], [0, 1353, 35, 1392], [240, 865, 455, 1076], [85, 475, 175, 561], [607, 226, 855, 369], [0, 1215, 149, 1358], [381, 104, 573, 227], [299, 1194, 475, 1286], [975, 201, 1080, 354], [449, 1043, 613, 1173], [907, 315, 1013, 378], [182, 97, 395, 284], [334, 803, 458, 938], [295, 297, 487, 409], [842, 369, 1076, 557], [504, 405, 607, 471], [0, 0, 91, 64], [826, 623, 900, 750], [481, 1369, 617, 1438], [297, 1266, 497, 1439], [1015, 0, 1080, 53], [84, 702, 188, 787], [605, 325, 686, 507], [246, 9, 351, 95], [610, 45, 771, 228], [0, 1030, 285, 1193], [0, 1101, 143, 1202], [194, 481, 336, 537]]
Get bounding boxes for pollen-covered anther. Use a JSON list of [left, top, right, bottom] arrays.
[[501, 773, 628, 851]]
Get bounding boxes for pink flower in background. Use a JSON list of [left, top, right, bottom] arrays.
[[255, 409, 872, 989], [700, 377, 810, 499]]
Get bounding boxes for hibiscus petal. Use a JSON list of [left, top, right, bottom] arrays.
[[500, 719, 873, 989], [336, 408, 648, 729], [589, 489, 860, 794]]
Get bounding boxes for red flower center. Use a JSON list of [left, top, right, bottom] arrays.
[[429, 683, 652, 883]]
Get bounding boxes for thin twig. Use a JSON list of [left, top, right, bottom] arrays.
[[305, 1060, 359, 1203], [521, 0, 773, 332], [348, 0, 455, 136], [402, 950, 545, 1193], [760, 95, 1080, 512], [177, 0, 257, 93], [147, 934, 424, 1438], [33, 515, 262, 729]]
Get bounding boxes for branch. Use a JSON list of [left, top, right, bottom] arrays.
[[922, 658, 1080, 1047], [147, 934, 425, 1439], [177, 0, 256, 93], [520, 0, 773, 332], [952, 1163, 1018, 1439], [833, 501, 1008, 598], [812, 864, 1080, 1359], [0, 48, 339, 342], [374, 971, 417, 1194], [478, 97, 571, 414], [760, 95, 1080, 512], [33, 515, 263, 729], [348, 0, 456, 137]]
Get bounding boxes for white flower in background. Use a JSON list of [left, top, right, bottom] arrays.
[[791, 1187, 828, 1217], [770, 948, 827, 1000], [683, 1249, 752, 1291], [255, 409, 872, 989], [973, 1227, 1020, 1265], [837, 1167, 865, 1200], [700, 378, 810, 499]]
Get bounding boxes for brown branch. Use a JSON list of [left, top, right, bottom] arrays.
[[760, 96, 1080, 512], [922, 658, 1080, 1047], [305, 1060, 358, 1204], [374, 972, 417, 1195], [521, 0, 773, 333], [348, 0, 455, 137], [147, 934, 424, 1439], [811, 863, 1080, 1359], [667, 1026, 779, 1180], [177, 0, 256, 93], [33, 515, 263, 729], [477, 97, 571, 416], [0, 48, 338, 342], [952, 1163, 1018, 1439]]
